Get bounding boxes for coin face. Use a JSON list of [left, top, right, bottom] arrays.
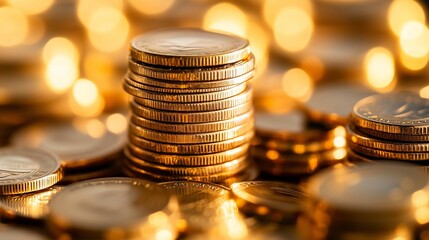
[[130, 28, 250, 67], [0, 186, 62, 221], [231, 181, 308, 213], [12, 116, 127, 169], [0, 224, 50, 240], [0, 147, 62, 195], [48, 178, 172, 232]]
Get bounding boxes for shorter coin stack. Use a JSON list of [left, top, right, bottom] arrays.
[[252, 110, 347, 179], [346, 92, 429, 173], [123, 28, 256, 184]]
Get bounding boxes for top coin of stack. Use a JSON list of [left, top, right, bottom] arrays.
[[123, 28, 256, 184]]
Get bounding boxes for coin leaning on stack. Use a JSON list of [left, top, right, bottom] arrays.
[[346, 92, 429, 173], [122, 28, 256, 184]]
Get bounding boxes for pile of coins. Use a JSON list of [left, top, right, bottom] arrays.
[[346, 92, 429, 172], [122, 28, 256, 184], [252, 109, 346, 179], [301, 162, 426, 240]]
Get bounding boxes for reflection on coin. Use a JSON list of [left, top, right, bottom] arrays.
[[48, 177, 177, 239], [11, 117, 127, 169], [130, 28, 250, 67], [159, 181, 230, 233], [306, 83, 375, 125], [231, 181, 307, 221], [0, 147, 62, 195], [351, 92, 429, 139], [0, 186, 62, 222], [0, 224, 49, 240]]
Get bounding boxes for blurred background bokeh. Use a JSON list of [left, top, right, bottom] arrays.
[[0, 0, 429, 143]]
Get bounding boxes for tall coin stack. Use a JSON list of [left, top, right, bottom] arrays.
[[122, 28, 256, 184], [346, 92, 429, 173]]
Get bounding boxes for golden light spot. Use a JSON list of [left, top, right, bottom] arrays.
[[400, 21, 429, 58], [203, 2, 247, 37], [308, 156, 319, 171], [77, 0, 123, 27], [299, 56, 325, 81], [0, 7, 28, 47], [364, 47, 395, 91], [155, 229, 174, 240], [262, 0, 313, 29], [106, 113, 127, 134], [73, 79, 98, 107], [412, 190, 429, 208], [43, 37, 79, 63], [415, 207, 429, 224], [87, 7, 129, 52], [293, 144, 306, 154], [388, 0, 425, 37], [45, 55, 78, 93], [86, 119, 106, 139], [333, 136, 346, 148], [128, 0, 175, 15], [333, 148, 347, 160], [399, 49, 429, 71], [7, 0, 54, 15], [274, 7, 314, 52], [334, 126, 346, 137], [24, 16, 45, 45], [245, 20, 269, 79], [256, 206, 270, 215], [282, 68, 313, 101], [266, 150, 279, 160], [420, 86, 429, 99]]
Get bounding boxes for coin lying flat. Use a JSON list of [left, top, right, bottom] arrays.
[[48, 177, 178, 239], [253, 135, 336, 153], [349, 143, 429, 161], [11, 117, 127, 169], [130, 28, 250, 67], [0, 147, 62, 195], [0, 224, 50, 240], [351, 92, 429, 141], [0, 186, 62, 222]]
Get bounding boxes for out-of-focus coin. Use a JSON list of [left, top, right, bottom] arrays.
[[252, 147, 346, 165], [0, 147, 62, 195], [126, 143, 249, 166], [127, 70, 254, 89], [129, 121, 253, 144], [131, 110, 253, 133], [0, 186, 62, 222], [11, 117, 127, 170], [128, 131, 254, 155], [159, 181, 230, 233], [128, 54, 254, 81], [231, 181, 308, 222], [131, 100, 252, 123], [60, 162, 120, 184], [48, 177, 178, 239], [221, 163, 259, 187], [253, 135, 336, 153], [133, 86, 252, 112], [306, 83, 375, 126], [124, 82, 246, 102], [0, 224, 50, 240], [351, 92, 429, 141], [130, 28, 250, 67]]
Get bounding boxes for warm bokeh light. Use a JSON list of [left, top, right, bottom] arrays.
[[70, 80, 105, 117], [388, 0, 426, 37], [127, 0, 175, 15], [364, 47, 396, 91], [43, 37, 79, 64], [400, 21, 429, 58], [333, 136, 346, 148], [419, 85, 429, 99], [203, 2, 247, 37], [266, 150, 279, 160], [399, 49, 429, 71], [245, 20, 269, 80], [86, 119, 106, 139], [0, 7, 28, 47], [23, 16, 45, 45], [282, 68, 313, 101], [262, 0, 313, 29], [77, 0, 123, 27], [87, 7, 129, 52], [7, 0, 54, 15], [299, 56, 325, 81], [274, 7, 314, 52], [106, 113, 127, 134]]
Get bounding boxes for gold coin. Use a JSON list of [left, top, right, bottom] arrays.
[[126, 143, 249, 166], [253, 136, 335, 154], [130, 28, 250, 67], [134, 85, 253, 112], [129, 54, 254, 81], [351, 92, 429, 140], [125, 77, 237, 94], [221, 163, 259, 187], [125, 152, 248, 176], [346, 148, 374, 164], [348, 143, 429, 161], [0, 224, 50, 240], [11, 116, 127, 170], [127, 70, 254, 89], [0, 186, 62, 222], [128, 130, 254, 154], [131, 100, 253, 123], [131, 110, 253, 133], [231, 181, 307, 221], [48, 177, 178, 239], [129, 121, 253, 144], [347, 124, 429, 152], [0, 147, 63, 195]]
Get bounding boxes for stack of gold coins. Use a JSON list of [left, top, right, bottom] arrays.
[[11, 114, 127, 183], [252, 110, 347, 179], [122, 28, 256, 184], [301, 162, 427, 240], [346, 92, 429, 172]]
